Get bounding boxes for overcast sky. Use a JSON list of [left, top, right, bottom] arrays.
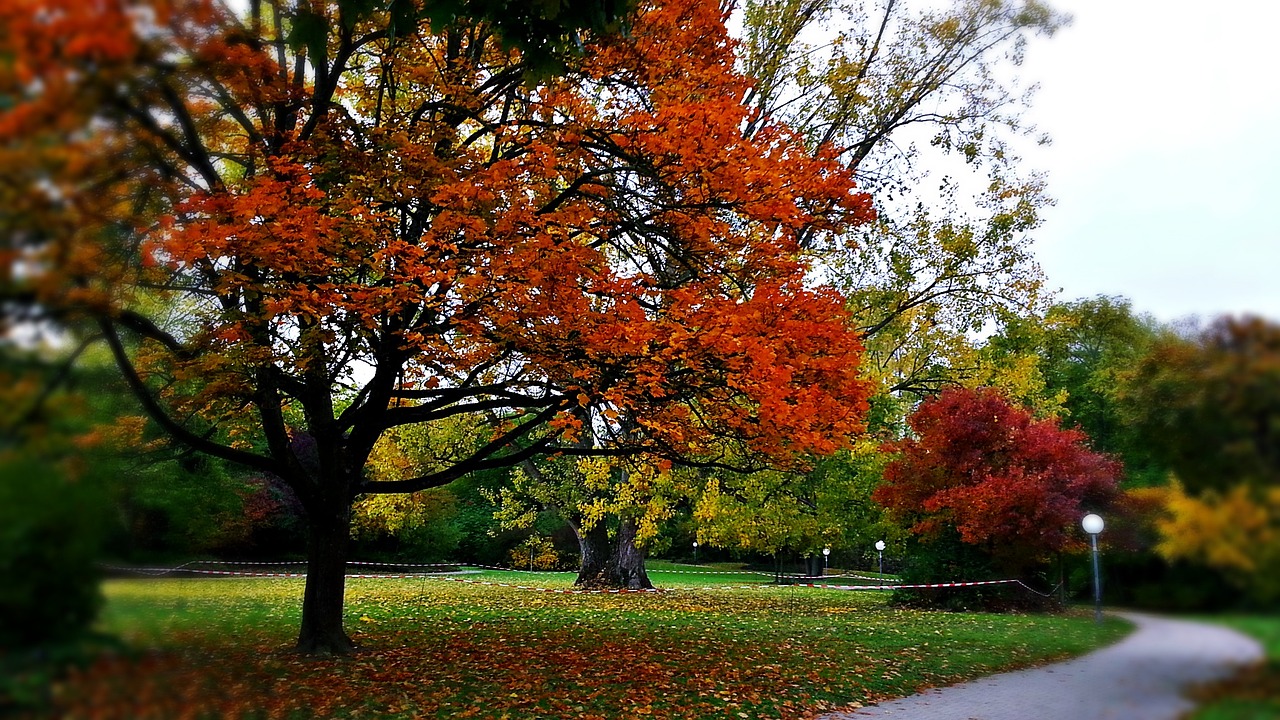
[[1014, 0, 1280, 324]]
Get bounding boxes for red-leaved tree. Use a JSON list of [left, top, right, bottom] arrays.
[[875, 387, 1119, 574], [0, 0, 874, 652]]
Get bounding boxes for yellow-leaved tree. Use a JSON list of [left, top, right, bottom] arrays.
[[1147, 483, 1280, 605]]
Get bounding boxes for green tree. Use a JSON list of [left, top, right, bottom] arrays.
[[1120, 316, 1280, 494], [693, 431, 895, 570], [351, 488, 463, 561], [0, 346, 112, 650], [111, 454, 255, 559]]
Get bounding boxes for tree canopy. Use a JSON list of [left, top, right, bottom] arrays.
[[875, 386, 1119, 574], [736, 0, 1065, 398], [1121, 316, 1280, 494]]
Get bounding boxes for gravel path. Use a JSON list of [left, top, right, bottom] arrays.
[[822, 612, 1263, 720]]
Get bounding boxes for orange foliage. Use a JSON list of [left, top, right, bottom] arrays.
[[1, 0, 874, 474]]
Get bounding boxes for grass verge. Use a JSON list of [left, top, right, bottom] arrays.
[[38, 571, 1129, 719], [1188, 616, 1280, 720]]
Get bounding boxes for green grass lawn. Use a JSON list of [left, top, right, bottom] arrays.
[[1189, 616, 1280, 720], [44, 570, 1129, 719]]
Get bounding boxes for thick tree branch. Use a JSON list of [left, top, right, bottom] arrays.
[[380, 396, 561, 429]]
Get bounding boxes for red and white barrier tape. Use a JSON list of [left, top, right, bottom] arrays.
[[349, 561, 459, 568], [647, 568, 775, 576], [777, 578, 1054, 594], [457, 563, 575, 574], [183, 569, 308, 578], [769, 573, 896, 582], [103, 565, 664, 594], [100, 561, 208, 576], [102, 564, 1049, 596], [192, 560, 459, 568], [192, 560, 308, 566], [105, 560, 889, 578]]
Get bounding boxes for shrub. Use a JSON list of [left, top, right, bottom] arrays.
[[0, 453, 106, 649]]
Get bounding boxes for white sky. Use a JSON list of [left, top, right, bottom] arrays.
[[1014, 0, 1280, 323]]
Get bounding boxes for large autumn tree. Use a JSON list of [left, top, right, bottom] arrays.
[[0, 0, 875, 653], [875, 386, 1119, 578]]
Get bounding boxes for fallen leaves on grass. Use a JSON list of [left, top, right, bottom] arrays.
[[50, 627, 858, 719], [41, 577, 1127, 719], [1188, 660, 1280, 717]]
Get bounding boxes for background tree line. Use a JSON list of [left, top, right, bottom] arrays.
[[8, 296, 1277, 642]]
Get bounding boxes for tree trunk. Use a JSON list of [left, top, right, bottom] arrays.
[[296, 504, 355, 655], [805, 554, 822, 578], [573, 518, 652, 589], [608, 517, 652, 589], [574, 520, 612, 587]]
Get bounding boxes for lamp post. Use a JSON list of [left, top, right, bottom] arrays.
[[822, 547, 830, 575], [693, 540, 699, 564], [875, 540, 886, 585], [1082, 513, 1105, 624]]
